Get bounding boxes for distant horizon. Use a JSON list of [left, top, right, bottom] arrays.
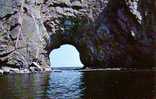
[[49, 44, 84, 68]]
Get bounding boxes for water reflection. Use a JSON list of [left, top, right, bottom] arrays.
[[82, 71, 156, 99], [46, 71, 84, 99], [0, 70, 155, 99], [0, 73, 50, 99]]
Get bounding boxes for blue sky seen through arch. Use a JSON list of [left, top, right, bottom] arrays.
[[49, 44, 84, 67]]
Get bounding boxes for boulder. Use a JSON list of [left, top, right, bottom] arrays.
[[0, 69, 4, 74], [1, 66, 20, 74], [43, 67, 52, 72]]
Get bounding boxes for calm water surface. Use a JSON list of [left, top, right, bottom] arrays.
[[0, 70, 156, 99]]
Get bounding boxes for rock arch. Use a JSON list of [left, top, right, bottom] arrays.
[[44, 0, 155, 68], [0, 0, 155, 70]]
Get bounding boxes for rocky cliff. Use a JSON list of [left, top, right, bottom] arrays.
[[0, 0, 155, 70], [0, 0, 49, 72]]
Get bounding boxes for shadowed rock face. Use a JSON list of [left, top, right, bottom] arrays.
[[44, 0, 156, 68], [0, 0, 155, 69]]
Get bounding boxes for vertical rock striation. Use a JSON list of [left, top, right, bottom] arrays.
[[0, 0, 49, 70]]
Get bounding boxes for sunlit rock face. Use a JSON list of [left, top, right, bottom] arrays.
[[0, 0, 49, 68], [0, 0, 155, 69]]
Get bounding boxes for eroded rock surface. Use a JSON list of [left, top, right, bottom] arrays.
[[0, 0, 49, 70], [0, 0, 155, 69], [44, 0, 156, 68]]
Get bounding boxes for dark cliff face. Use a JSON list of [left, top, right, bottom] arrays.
[[0, 0, 155, 69], [44, 0, 156, 68]]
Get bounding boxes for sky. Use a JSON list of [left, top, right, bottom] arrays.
[[49, 44, 84, 67]]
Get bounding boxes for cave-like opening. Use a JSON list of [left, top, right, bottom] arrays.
[[49, 44, 84, 68]]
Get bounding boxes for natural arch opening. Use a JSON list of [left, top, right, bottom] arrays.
[[49, 44, 84, 68]]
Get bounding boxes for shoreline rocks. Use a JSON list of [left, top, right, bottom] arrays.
[[0, 66, 52, 75]]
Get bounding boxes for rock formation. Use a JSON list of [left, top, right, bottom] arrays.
[[0, 0, 155, 70], [0, 0, 49, 72]]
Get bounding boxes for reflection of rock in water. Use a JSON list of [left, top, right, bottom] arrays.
[[0, 73, 50, 99], [0, 71, 155, 98], [82, 71, 156, 99]]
